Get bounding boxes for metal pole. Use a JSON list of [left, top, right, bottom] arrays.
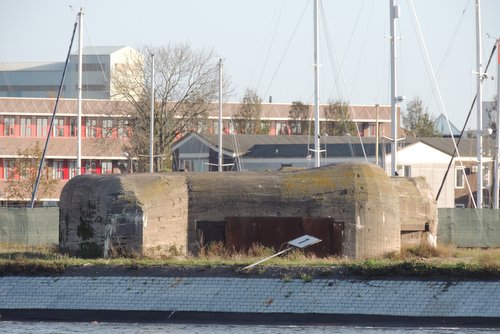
[[77, 8, 83, 176], [375, 104, 379, 166], [313, 0, 321, 168], [494, 39, 500, 209], [30, 19, 78, 208], [476, 0, 483, 208], [149, 53, 155, 173], [241, 247, 292, 271], [390, 0, 398, 177], [218, 58, 223, 172]]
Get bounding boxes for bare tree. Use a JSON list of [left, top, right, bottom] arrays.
[[233, 89, 262, 134], [402, 97, 439, 138], [288, 101, 310, 135], [6, 143, 57, 204], [323, 100, 357, 136], [112, 43, 225, 172]]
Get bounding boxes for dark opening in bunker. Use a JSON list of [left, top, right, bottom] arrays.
[[196, 217, 343, 257]]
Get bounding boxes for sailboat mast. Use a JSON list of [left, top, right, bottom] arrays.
[[476, 0, 484, 208], [389, 0, 399, 177], [218, 58, 223, 172], [76, 8, 83, 176], [313, 0, 320, 168], [494, 39, 500, 209], [149, 53, 155, 173]]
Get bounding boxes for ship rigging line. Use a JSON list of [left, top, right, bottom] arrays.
[[262, 0, 309, 101], [82, 23, 110, 94], [253, 0, 285, 93], [320, 1, 368, 162], [423, 0, 471, 106], [435, 40, 498, 203], [30, 19, 79, 208], [407, 0, 479, 207]]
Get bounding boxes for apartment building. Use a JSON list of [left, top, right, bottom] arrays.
[[0, 98, 133, 206]]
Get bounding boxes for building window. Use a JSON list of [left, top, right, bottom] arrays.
[[404, 165, 411, 177], [101, 160, 112, 174], [455, 168, 465, 189], [78, 63, 108, 72], [70, 118, 77, 137], [3, 117, 15, 136], [52, 160, 64, 179], [69, 160, 77, 179], [396, 165, 411, 177], [20, 117, 32, 137], [276, 122, 288, 135], [36, 117, 49, 137], [53, 117, 65, 137], [118, 119, 130, 138], [3, 159, 15, 179], [86, 118, 98, 138], [85, 160, 96, 174], [102, 119, 113, 138], [179, 158, 208, 172]]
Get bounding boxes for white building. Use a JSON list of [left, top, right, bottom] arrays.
[[0, 46, 141, 100]]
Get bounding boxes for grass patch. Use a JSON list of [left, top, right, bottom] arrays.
[[1, 242, 500, 278]]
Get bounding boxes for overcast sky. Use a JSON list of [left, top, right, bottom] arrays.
[[2, 0, 500, 128]]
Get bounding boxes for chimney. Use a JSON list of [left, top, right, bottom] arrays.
[[269, 96, 273, 103]]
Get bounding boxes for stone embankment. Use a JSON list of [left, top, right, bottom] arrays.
[[0, 267, 498, 326]]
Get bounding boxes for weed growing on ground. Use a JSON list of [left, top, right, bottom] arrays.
[[300, 273, 313, 283], [2, 242, 500, 278]]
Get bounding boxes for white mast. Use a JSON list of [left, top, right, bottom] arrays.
[[389, 0, 399, 177], [313, 0, 321, 168], [475, 0, 484, 208], [218, 58, 223, 172], [494, 39, 500, 209], [76, 8, 83, 176], [149, 53, 155, 173]]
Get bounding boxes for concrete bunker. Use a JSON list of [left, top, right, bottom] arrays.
[[59, 163, 437, 259]]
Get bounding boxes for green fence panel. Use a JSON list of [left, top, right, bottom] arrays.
[[0, 208, 59, 246], [438, 208, 500, 248]]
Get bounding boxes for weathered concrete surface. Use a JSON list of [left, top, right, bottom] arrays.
[[0, 274, 498, 326], [59, 174, 188, 257], [59, 163, 436, 259], [185, 163, 401, 258], [392, 177, 438, 247]]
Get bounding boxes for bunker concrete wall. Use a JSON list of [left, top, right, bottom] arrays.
[[184, 163, 401, 258], [120, 175, 189, 257], [59, 163, 436, 259], [59, 175, 142, 257], [59, 174, 188, 258], [392, 177, 438, 247]]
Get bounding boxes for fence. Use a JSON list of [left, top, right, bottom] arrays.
[[437, 208, 500, 247], [1, 207, 499, 249], [0, 207, 59, 246]]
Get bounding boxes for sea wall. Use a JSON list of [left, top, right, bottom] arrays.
[[0, 274, 498, 326]]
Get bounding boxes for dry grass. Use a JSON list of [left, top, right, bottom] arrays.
[[2, 242, 500, 277], [395, 243, 457, 260], [198, 241, 276, 261]]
